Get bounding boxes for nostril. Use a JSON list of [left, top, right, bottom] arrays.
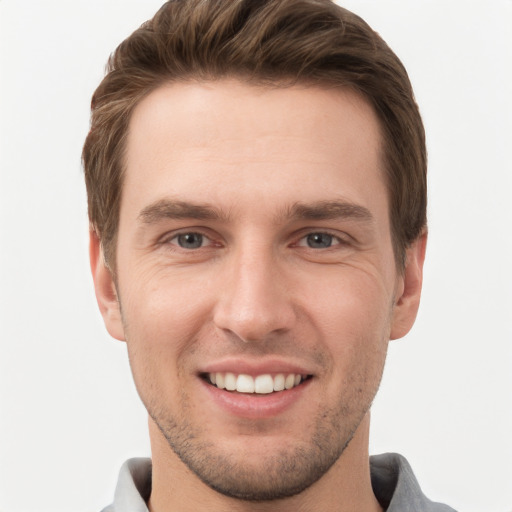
[[212, 278, 296, 343]]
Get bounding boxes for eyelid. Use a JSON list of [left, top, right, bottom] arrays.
[[156, 227, 352, 249], [159, 227, 220, 248], [293, 229, 352, 247], [170, 233, 208, 248]]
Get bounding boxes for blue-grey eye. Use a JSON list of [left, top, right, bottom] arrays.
[[306, 233, 334, 248], [176, 233, 204, 249]]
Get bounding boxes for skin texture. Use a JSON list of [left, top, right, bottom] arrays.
[[91, 80, 426, 511]]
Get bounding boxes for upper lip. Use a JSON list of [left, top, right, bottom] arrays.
[[199, 357, 315, 377]]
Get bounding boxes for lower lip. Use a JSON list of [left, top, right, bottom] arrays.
[[200, 378, 312, 419]]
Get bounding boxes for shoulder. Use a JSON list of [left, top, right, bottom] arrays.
[[100, 458, 152, 512], [370, 453, 456, 511]]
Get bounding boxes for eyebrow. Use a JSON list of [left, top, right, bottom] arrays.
[[137, 198, 374, 225], [284, 200, 374, 224], [138, 199, 229, 224]]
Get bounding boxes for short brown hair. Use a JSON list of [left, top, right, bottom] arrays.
[[83, 0, 426, 270]]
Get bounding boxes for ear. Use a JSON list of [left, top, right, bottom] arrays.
[[390, 232, 427, 340], [89, 229, 125, 341]]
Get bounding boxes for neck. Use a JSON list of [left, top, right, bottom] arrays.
[[147, 413, 382, 512]]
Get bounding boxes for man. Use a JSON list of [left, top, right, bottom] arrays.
[[83, 0, 455, 510]]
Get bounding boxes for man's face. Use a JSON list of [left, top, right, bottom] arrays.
[[92, 80, 423, 500]]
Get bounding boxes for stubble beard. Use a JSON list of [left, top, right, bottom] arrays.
[[145, 385, 375, 502], [121, 296, 390, 502]]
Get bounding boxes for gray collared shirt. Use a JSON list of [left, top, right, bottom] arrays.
[[101, 453, 456, 511]]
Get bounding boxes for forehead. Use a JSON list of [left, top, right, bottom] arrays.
[[122, 79, 386, 224]]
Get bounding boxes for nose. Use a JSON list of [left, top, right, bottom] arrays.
[[213, 247, 296, 343]]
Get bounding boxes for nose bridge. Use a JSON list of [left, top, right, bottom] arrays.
[[213, 239, 294, 342]]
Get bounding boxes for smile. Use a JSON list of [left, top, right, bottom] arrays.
[[206, 372, 311, 394]]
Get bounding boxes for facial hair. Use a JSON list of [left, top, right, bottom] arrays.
[[142, 368, 382, 502]]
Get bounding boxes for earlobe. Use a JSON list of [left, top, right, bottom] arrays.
[[89, 229, 126, 341], [390, 232, 427, 340]]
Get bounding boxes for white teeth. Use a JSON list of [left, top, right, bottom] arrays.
[[216, 373, 225, 389], [236, 374, 255, 393], [273, 373, 285, 391], [255, 374, 274, 394], [225, 372, 237, 391], [285, 374, 295, 390], [207, 372, 307, 394]]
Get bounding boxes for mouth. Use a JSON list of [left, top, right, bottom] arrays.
[[201, 372, 312, 395]]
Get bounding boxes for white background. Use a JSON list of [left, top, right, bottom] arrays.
[[1, 1, 511, 511]]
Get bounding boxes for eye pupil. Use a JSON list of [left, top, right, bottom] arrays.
[[307, 233, 333, 248], [177, 233, 203, 249]]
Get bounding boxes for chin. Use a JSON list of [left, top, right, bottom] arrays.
[[150, 402, 359, 502]]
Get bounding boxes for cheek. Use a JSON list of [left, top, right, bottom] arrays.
[[119, 270, 214, 388], [304, 269, 393, 337], [122, 263, 213, 333], [122, 292, 202, 416], [298, 269, 392, 378]]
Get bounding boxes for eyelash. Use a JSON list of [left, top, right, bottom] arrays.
[[164, 230, 218, 250], [161, 229, 350, 251], [295, 231, 348, 249]]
